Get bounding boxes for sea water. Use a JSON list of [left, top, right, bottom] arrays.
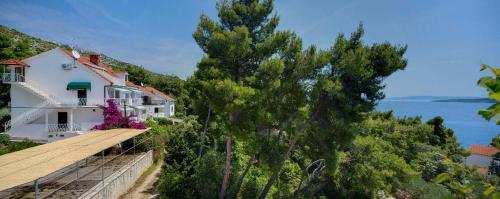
[[376, 99, 500, 147]]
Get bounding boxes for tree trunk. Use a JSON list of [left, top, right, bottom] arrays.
[[198, 101, 211, 159], [232, 155, 255, 198], [219, 132, 232, 199], [258, 134, 300, 199]]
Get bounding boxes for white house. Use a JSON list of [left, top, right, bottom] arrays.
[[465, 144, 500, 174], [0, 48, 175, 142]]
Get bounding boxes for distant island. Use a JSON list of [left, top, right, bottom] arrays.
[[434, 98, 495, 103], [384, 96, 495, 103]]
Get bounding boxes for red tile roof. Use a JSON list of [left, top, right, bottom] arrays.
[[126, 81, 175, 101], [59, 48, 174, 101], [59, 48, 113, 83], [0, 59, 29, 66], [476, 167, 489, 174], [145, 86, 175, 101], [469, 144, 500, 156]]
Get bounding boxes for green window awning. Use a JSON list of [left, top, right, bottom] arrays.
[[67, 82, 91, 90]]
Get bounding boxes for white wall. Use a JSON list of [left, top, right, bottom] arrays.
[[23, 48, 110, 106], [31, 107, 103, 130], [165, 100, 175, 117], [10, 84, 44, 119], [465, 154, 492, 168], [79, 151, 153, 199]]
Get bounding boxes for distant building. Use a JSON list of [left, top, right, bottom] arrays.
[[465, 144, 500, 174], [0, 48, 175, 142]]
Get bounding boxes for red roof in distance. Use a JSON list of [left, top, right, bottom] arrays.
[[469, 144, 500, 156], [0, 59, 29, 66]]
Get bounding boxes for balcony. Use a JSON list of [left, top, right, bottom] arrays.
[[58, 98, 100, 107], [106, 98, 142, 106], [2, 73, 24, 83], [142, 99, 165, 105], [47, 123, 82, 132]]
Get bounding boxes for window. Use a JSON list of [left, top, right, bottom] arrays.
[[107, 88, 114, 98], [125, 75, 129, 82], [114, 90, 120, 98], [170, 105, 174, 113], [154, 107, 159, 113]]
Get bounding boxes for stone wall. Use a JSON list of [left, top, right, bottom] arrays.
[[78, 150, 153, 199]]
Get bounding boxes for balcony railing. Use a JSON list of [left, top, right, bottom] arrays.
[[47, 123, 82, 132], [78, 98, 87, 106], [106, 98, 142, 106], [2, 73, 25, 83], [143, 99, 165, 105]]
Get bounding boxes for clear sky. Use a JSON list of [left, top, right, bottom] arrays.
[[0, 0, 498, 97]]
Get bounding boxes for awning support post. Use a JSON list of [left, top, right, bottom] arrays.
[[44, 112, 48, 132], [76, 161, 79, 179], [101, 150, 105, 186], [34, 178, 39, 199], [69, 109, 74, 132]]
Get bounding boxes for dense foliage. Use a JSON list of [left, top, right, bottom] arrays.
[[478, 64, 500, 125], [0, 134, 39, 155], [153, 0, 491, 198]]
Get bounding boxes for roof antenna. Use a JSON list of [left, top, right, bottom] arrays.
[[70, 37, 80, 68]]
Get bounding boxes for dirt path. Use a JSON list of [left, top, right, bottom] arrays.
[[119, 161, 163, 199]]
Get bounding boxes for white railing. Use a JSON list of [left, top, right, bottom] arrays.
[[106, 98, 142, 106], [143, 99, 165, 105], [1, 73, 24, 83], [5, 100, 52, 131], [4, 82, 62, 131], [150, 112, 165, 118], [17, 82, 60, 104], [47, 123, 82, 132]]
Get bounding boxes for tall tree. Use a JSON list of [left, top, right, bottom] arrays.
[[192, 0, 287, 198], [304, 24, 408, 197], [256, 33, 327, 198]]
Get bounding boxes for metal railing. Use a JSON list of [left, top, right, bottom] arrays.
[[106, 98, 142, 106], [37, 133, 156, 199], [78, 98, 87, 106], [1, 73, 25, 83], [47, 123, 82, 132]]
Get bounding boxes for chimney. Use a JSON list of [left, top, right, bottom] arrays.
[[90, 52, 100, 65]]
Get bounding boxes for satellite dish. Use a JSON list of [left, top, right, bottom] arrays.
[[140, 82, 144, 86], [71, 50, 80, 59]]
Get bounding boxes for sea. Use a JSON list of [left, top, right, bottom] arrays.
[[376, 96, 500, 148]]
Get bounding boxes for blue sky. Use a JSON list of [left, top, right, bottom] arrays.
[[0, 0, 499, 97]]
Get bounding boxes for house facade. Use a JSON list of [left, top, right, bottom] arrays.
[[465, 144, 500, 174], [1, 48, 175, 142]]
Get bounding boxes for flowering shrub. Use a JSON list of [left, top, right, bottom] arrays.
[[93, 99, 146, 130]]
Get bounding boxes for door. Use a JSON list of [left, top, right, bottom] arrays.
[[143, 96, 150, 105], [77, 90, 87, 105], [58, 112, 68, 124], [14, 67, 23, 82]]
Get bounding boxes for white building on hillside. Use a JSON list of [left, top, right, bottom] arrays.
[[0, 48, 175, 142]]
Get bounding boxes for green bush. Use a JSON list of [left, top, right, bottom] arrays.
[[0, 138, 39, 155], [401, 178, 452, 199]]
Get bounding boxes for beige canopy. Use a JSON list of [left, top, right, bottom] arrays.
[[0, 128, 148, 191]]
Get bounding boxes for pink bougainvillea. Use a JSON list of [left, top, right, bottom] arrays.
[[93, 99, 146, 130]]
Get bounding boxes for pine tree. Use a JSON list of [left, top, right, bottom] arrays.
[[192, 0, 287, 198]]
